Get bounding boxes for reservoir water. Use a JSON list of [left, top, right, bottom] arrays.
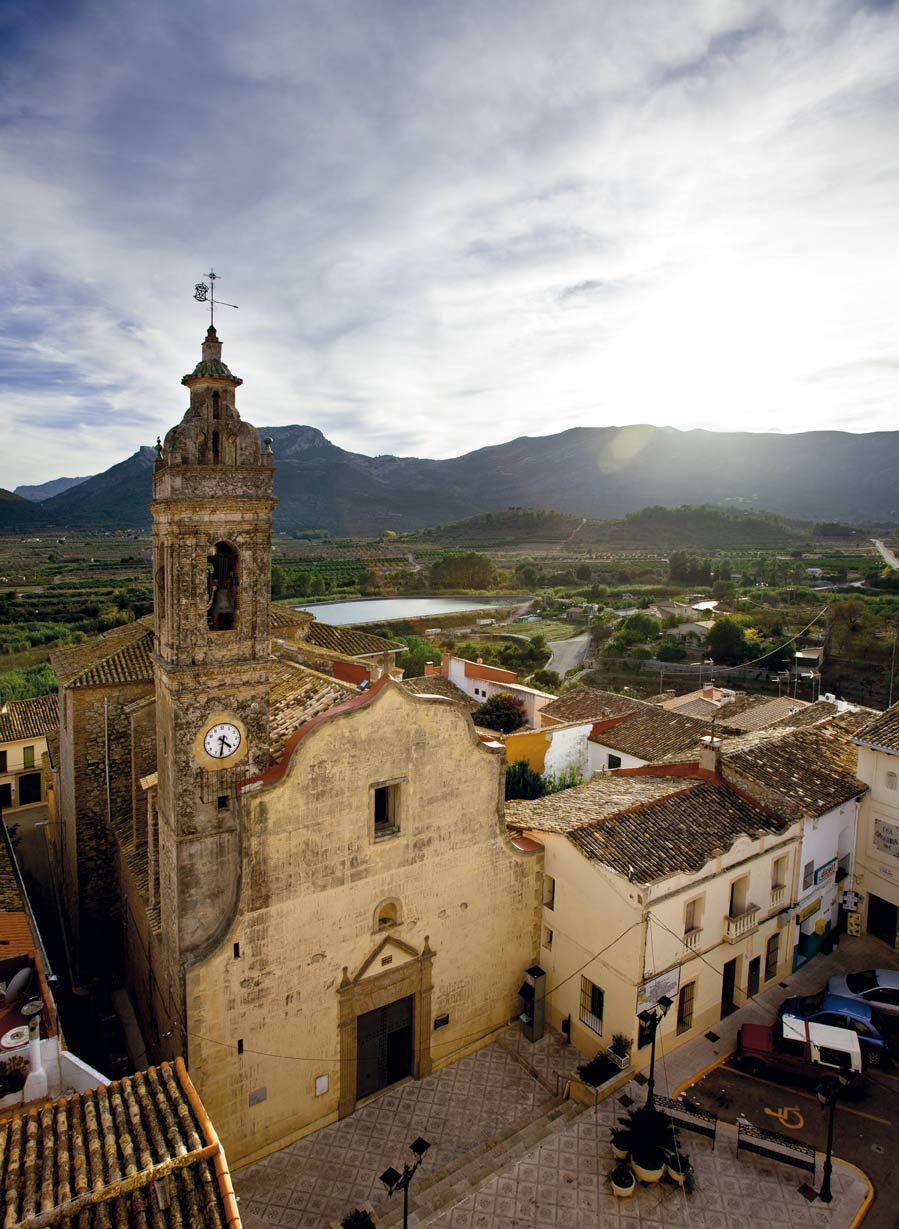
[[295, 596, 528, 626]]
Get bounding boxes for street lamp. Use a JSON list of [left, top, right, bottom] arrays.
[[380, 1137, 431, 1229], [815, 1077, 847, 1203], [637, 995, 673, 1112]]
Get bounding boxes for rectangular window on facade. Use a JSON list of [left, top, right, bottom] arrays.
[[579, 976, 604, 1034], [373, 782, 400, 837], [22, 746, 34, 769], [607, 754, 622, 769], [802, 859, 814, 891], [0, 750, 6, 772], [543, 926, 553, 950], [765, 932, 780, 981], [543, 875, 555, 910], [886, 771, 897, 791], [684, 896, 703, 934], [771, 855, 787, 889], [676, 982, 695, 1034], [729, 876, 748, 917]]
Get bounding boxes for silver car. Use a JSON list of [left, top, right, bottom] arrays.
[[827, 969, 899, 1018]]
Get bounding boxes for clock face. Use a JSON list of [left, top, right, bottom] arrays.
[[203, 722, 242, 760]]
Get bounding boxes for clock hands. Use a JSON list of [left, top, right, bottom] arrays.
[[217, 734, 233, 757]]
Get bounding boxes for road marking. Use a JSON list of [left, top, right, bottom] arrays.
[[719, 1066, 892, 1125], [764, 1105, 804, 1130]]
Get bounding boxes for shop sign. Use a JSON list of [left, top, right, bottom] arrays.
[[798, 897, 821, 924], [636, 966, 681, 1013], [815, 859, 837, 886], [847, 911, 862, 936], [842, 890, 859, 911]]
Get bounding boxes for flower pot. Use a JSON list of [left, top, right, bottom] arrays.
[[631, 1151, 665, 1183], [610, 1175, 636, 1198], [611, 1141, 630, 1160], [610, 1131, 632, 1160], [607, 1048, 628, 1070], [666, 1163, 686, 1186]]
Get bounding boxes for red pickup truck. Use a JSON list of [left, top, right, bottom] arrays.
[[737, 1014, 864, 1087]]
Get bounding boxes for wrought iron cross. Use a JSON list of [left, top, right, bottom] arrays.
[[193, 269, 238, 326]]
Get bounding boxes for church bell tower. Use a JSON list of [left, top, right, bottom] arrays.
[[151, 325, 275, 1016]]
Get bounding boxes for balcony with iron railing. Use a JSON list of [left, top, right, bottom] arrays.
[[724, 903, 760, 943]]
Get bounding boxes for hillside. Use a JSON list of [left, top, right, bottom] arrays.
[[15, 475, 91, 501], [8, 422, 899, 535], [0, 489, 52, 532]]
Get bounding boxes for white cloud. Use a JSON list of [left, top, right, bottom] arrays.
[[2, 0, 898, 488]]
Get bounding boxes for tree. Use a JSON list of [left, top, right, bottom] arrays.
[[395, 635, 440, 677], [505, 759, 544, 800], [473, 693, 527, 733], [429, 552, 497, 590], [271, 565, 287, 597], [530, 668, 562, 692], [575, 563, 592, 581], [708, 617, 745, 663], [621, 612, 661, 644], [657, 640, 687, 661]]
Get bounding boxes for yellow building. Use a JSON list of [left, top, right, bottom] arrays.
[[0, 693, 57, 814], [853, 702, 899, 945], [507, 754, 801, 1064]]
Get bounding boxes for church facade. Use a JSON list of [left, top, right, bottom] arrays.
[[51, 326, 542, 1164]]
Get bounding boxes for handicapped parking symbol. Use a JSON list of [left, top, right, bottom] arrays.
[[764, 1105, 804, 1130]]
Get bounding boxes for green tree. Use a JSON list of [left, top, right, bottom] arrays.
[[271, 565, 287, 598], [530, 668, 562, 692], [473, 693, 527, 733], [505, 759, 544, 800], [657, 639, 687, 661], [395, 635, 441, 677], [708, 617, 745, 663], [575, 563, 592, 581], [621, 612, 661, 644]]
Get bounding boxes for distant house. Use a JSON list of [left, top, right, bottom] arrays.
[[0, 693, 58, 812], [669, 620, 714, 644], [852, 702, 899, 948], [425, 653, 556, 727]]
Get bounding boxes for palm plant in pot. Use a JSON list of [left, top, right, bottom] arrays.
[[664, 1148, 691, 1186], [609, 1127, 632, 1159], [630, 1142, 666, 1183], [608, 1163, 636, 1198]]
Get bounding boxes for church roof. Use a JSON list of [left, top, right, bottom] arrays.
[[305, 622, 404, 658], [0, 1058, 240, 1228], [51, 619, 155, 689], [0, 692, 59, 742], [402, 675, 479, 711], [269, 661, 357, 759], [270, 602, 314, 628]]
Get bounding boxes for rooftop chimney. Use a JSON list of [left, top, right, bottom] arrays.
[[699, 734, 722, 774]]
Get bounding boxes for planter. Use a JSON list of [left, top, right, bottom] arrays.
[[666, 1163, 686, 1186], [631, 1149, 665, 1184], [608, 1166, 636, 1199], [610, 1130, 632, 1160], [607, 1048, 629, 1070]]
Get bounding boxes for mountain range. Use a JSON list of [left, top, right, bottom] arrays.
[[2, 423, 897, 535]]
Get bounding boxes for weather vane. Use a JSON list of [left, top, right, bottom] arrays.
[[193, 270, 238, 327]]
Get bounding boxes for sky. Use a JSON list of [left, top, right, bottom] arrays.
[[2, 0, 898, 489]]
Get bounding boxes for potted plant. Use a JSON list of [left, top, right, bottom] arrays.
[[665, 1149, 690, 1186], [610, 1127, 632, 1159], [342, 1210, 375, 1229], [608, 1163, 636, 1198], [630, 1143, 666, 1183], [607, 1033, 632, 1070]]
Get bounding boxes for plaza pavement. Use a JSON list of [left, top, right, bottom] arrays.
[[235, 933, 895, 1229]]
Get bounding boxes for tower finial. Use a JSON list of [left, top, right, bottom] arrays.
[[193, 270, 238, 328]]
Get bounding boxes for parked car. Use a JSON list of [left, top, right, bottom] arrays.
[[827, 970, 899, 1018], [737, 1014, 864, 1087], [778, 992, 892, 1066]]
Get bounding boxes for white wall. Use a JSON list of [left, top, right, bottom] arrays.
[[587, 740, 645, 774], [542, 723, 591, 780]]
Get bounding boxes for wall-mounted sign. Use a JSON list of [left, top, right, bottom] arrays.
[[636, 967, 681, 1013], [841, 890, 859, 911], [434, 1014, 450, 1030], [873, 818, 899, 859], [815, 859, 837, 886], [847, 911, 862, 937], [798, 897, 821, 924]]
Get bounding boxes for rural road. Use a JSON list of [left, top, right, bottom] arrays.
[[872, 538, 899, 570], [547, 630, 589, 675]]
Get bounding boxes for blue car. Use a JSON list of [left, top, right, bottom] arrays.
[[778, 992, 892, 1066]]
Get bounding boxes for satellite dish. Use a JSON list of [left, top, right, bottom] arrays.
[[21, 999, 43, 1018], [3, 966, 33, 1005], [1, 1025, 30, 1050]]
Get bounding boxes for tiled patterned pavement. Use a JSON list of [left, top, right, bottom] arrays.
[[235, 1045, 555, 1228], [426, 1078, 868, 1229]]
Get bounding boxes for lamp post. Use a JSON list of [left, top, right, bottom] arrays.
[[816, 1077, 846, 1203], [380, 1136, 431, 1229], [637, 995, 673, 1112]]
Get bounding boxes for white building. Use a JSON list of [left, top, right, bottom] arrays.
[[852, 702, 899, 947]]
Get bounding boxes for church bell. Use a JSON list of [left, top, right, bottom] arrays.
[[210, 586, 235, 616]]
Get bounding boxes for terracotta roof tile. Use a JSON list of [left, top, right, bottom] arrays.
[[269, 661, 356, 759], [540, 687, 639, 724], [305, 622, 404, 657], [269, 603, 314, 628], [721, 724, 866, 818], [589, 706, 708, 761], [51, 619, 155, 689], [0, 694, 58, 743], [0, 1058, 237, 1227], [720, 695, 811, 732], [507, 773, 784, 882], [853, 701, 899, 755]]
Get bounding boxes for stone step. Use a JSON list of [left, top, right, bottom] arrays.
[[375, 1099, 587, 1229]]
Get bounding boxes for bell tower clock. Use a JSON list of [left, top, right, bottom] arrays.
[[151, 322, 275, 1016]]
